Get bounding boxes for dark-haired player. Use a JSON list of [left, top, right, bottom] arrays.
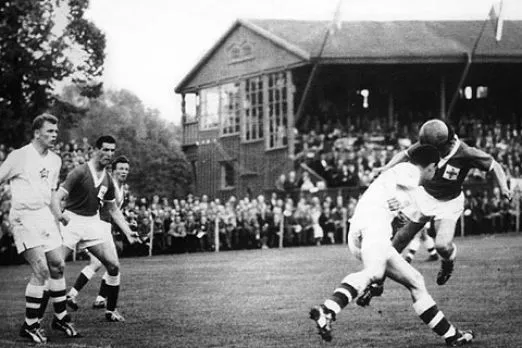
[[358, 119, 511, 306], [309, 144, 473, 346], [66, 155, 132, 311], [54, 136, 139, 322]]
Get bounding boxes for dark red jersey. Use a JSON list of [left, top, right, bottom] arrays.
[[406, 139, 493, 201], [61, 163, 115, 216]]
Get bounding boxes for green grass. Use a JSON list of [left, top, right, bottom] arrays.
[[1, 233, 521, 347]]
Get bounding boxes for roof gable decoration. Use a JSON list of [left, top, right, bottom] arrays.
[[226, 40, 255, 65]]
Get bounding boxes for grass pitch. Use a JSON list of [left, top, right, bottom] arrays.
[[0, 233, 521, 347]]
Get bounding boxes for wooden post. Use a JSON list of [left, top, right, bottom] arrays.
[[279, 214, 284, 249], [460, 213, 465, 237], [513, 189, 520, 232], [214, 216, 220, 252], [287, 70, 295, 163], [342, 207, 347, 245], [440, 75, 446, 120], [387, 92, 394, 130], [149, 215, 154, 257]]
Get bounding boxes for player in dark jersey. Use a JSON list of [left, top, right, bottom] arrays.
[[357, 119, 510, 307], [66, 155, 132, 311], [53, 136, 139, 322]]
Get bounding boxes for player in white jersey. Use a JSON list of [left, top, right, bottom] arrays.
[[66, 156, 130, 311], [309, 144, 474, 347], [0, 114, 79, 344]]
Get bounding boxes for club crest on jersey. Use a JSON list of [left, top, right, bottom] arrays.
[[442, 164, 460, 181], [98, 185, 108, 201], [40, 168, 49, 179]]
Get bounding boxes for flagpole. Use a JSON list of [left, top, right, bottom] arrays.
[[294, 1, 342, 124], [446, 10, 496, 120]]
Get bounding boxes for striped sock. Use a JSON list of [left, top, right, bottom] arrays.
[[105, 273, 120, 312], [324, 283, 358, 314], [98, 272, 108, 299], [25, 283, 44, 327], [71, 265, 96, 296], [413, 295, 457, 339], [38, 281, 50, 322], [427, 247, 437, 256], [49, 278, 68, 320]]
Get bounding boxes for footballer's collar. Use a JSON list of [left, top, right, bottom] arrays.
[[438, 135, 461, 168], [87, 160, 107, 188]]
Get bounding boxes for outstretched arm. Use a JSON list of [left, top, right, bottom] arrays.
[[490, 160, 511, 200], [375, 150, 409, 175]]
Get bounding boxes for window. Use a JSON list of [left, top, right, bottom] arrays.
[[267, 72, 288, 149], [221, 162, 235, 189], [241, 42, 253, 57], [183, 93, 198, 123], [199, 87, 220, 130], [244, 77, 264, 141], [220, 83, 240, 135], [476, 86, 488, 99]]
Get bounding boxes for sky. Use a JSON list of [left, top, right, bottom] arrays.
[[84, 0, 522, 125]]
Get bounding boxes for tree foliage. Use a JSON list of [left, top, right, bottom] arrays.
[[0, 0, 105, 146], [56, 86, 193, 199]]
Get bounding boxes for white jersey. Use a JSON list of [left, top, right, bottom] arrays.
[[112, 177, 125, 209], [0, 143, 61, 210], [352, 162, 423, 228]]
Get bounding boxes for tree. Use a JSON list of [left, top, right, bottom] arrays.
[[0, 0, 105, 146], [57, 86, 193, 199]]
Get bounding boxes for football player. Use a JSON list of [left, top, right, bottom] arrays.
[[66, 155, 132, 311], [309, 144, 474, 346], [357, 119, 511, 307], [0, 114, 79, 343], [53, 136, 139, 322]]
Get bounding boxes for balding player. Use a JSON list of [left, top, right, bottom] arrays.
[[357, 119, 510, 306]]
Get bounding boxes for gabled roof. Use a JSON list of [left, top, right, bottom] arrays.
[[175, 19, 310, 93], [249, 19, 522, 62], [176, 19, 522, 93]]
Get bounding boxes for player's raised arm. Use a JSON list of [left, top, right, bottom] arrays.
[[374, 148, 411, 174], [490, 160, 511, 200]]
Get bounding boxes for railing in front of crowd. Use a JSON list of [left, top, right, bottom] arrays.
[[68, 181, 521, 260]]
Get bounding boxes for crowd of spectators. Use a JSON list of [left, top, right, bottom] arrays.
[[0, 115, 521, 264]]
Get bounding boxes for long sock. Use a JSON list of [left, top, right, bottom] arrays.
[[25, 283, 44, 327], [105, 273, 120, 312], [413, 294, 457, 339], [323, 272, 366, 315], [70, 265, 96, 296], [38, 280, 50, 322], [49, 278, 68, 320], [98, 272, 108, 299], [440, 243, 457, 261]]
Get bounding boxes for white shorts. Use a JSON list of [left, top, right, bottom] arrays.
[[100, 221, 114, 244], [9, 207, 63, 254], [348, 217, 393, 261], [402, 187, 464, 223], [61, 210, 106, 250]]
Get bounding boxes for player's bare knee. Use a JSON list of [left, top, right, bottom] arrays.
[[33, 265, 50, 283], [48, 259, 65, 278], [105, 260, 120, 275]]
